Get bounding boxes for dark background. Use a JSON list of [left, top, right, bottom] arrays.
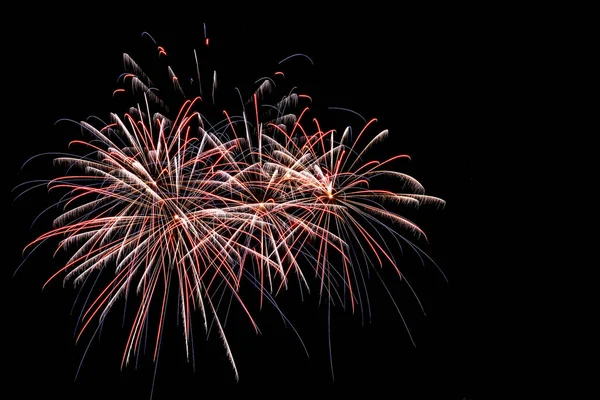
[[5, 16, 547, 399]]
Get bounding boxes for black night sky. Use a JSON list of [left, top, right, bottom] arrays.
[[7, 15, 574, 400]]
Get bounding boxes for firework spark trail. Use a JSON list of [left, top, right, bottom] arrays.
[[17, 31, 445, 382]]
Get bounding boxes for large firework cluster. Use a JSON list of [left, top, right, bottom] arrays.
[[19, 31, 445, 378]]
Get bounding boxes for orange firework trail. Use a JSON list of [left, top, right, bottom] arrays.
[[16, 31, 445, 382]]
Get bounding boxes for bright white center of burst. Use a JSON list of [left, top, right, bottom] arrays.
[[173, 214, 189, 226], [328, 193, 333, 199], [259, 202, 264, 208]]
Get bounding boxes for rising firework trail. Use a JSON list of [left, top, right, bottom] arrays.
[[15, 29, 445, 391]]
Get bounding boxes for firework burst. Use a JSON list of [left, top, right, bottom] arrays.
[[16, 29, 445, 383]]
